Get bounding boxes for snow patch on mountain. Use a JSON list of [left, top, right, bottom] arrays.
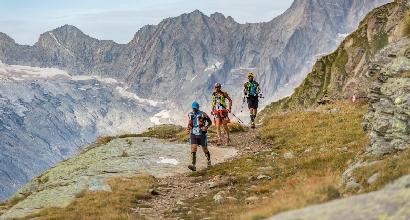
[[116, 87, 163, 107], [150, 109, 174, 125], [204, 61, 223, 72]]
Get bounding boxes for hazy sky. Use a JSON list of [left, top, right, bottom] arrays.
[[0, 0, 293, 45]]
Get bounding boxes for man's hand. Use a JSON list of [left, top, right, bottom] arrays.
[[201, 126, 208, 132]]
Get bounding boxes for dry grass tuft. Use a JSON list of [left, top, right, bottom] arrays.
[[27, 176, 156, 220], [353, 148, 410, 192], [136, 124, 185, 140], [95, 136, 115, 146]]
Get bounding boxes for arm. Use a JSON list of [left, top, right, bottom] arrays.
[[243, 83, 248, 97], [187, 114, 193, 133], [203, 113, 212, 128], [201, 113, 212, 132], [256, 82, 261, 95], [211, 94, 216, 114], [225, 92, 233, 111]]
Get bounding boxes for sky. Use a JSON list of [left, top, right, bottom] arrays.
[[0, 0, 293, 45]]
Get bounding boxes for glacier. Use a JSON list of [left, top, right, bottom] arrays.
[[0, 62, 165, 201]]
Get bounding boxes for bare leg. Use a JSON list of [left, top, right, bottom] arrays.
[[191, 144, 198, 153], [223, 120, 230, 144], [250, 108, 257, 128], [216, 121, 222, 145]]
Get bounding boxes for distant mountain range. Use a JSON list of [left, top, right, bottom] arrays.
[[0, 0, 391, 202], [0, 0, 390, 112]]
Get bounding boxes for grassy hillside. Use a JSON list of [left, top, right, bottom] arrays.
[[170, 102, 369, 220], [259, 0, 406, 116]]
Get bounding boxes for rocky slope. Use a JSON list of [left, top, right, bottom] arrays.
[[0, 137, 236, 219], [268, 174, 410, 220], [342, 37, 410, 191], [0, 0, 390, 113], [260, 0, 410, 218], [266, 37, 410, 220], [0, 62, 169, 202], [260, 0, 408, 113], [258, 0, 409, 191]]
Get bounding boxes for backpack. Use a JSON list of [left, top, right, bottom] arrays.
[[212, 91, 228, 110], [188, 111, 206, 135], [244, 81, 260, 97]]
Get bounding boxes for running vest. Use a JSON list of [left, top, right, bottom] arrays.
[[188, 111, 206, 135], [212, 92, 228, 110], [244, 81, 260, 97]]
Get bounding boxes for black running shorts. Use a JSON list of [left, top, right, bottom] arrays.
[[247, 96, 259, 109], [190, 134, 208, 147]]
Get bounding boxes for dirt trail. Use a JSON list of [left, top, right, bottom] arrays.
[[134, 129, 271, 219]]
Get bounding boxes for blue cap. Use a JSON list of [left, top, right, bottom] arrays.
[[192, 101, 200, 110]]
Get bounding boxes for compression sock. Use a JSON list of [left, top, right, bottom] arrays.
[[191, 152, 197, 165], [205, 151, 211, 162]]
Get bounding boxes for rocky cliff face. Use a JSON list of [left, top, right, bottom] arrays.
[[342, 37, 410, 191], [261, 0, 407, 113], [363, 39, 410, 156], [0, 0, 390, 113]]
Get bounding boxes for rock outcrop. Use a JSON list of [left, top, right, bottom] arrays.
[[268, 174, 410, 220], [342, 37, 410, 190], [364, 40, 410, 156]]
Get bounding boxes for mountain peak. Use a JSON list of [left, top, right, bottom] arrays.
[[0, 32, 14, 43], [36, 24, 93, 47], [188, 9, 204, 16], [210, 12, 226, 20], [49, 24, 85, 36]]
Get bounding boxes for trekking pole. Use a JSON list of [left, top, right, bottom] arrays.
[[240, 96, 246, 112], [231, 112, 245, 124]]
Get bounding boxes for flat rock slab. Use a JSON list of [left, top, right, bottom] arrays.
[[268, 175, 410, 220], [0, 137, 237, 219]]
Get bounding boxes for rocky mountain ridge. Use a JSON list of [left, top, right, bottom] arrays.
[[0, 0, 391, 113]]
